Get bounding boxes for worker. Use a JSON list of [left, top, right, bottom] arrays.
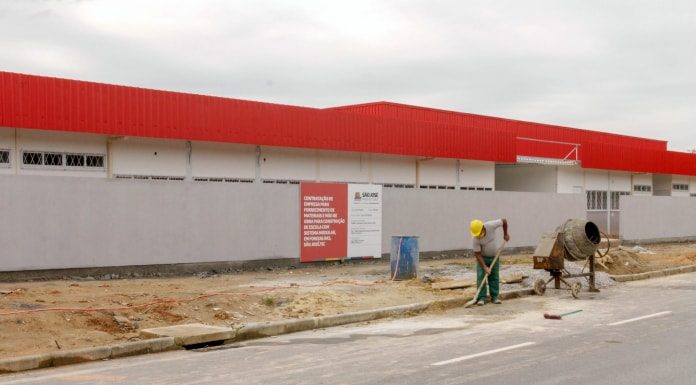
[[470, 218, 510, 305]]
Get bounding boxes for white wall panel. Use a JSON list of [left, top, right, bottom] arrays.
[[260, 146, 317, 181], [371, 154, 416, 185], [16, 128, 107, 178], [672, 175, 691, 197], [631, 173, 653, 196], [584, 169, 610, 191], [418, 158, 457, 186], [556, 166, 584, 194], [318, 150, 369, 183], [495, 164, 556, 192], [191, 141, 255, 179], [610, 171, 632, 192], [459, 160, 494, 188], [111, 138, 186, 177]]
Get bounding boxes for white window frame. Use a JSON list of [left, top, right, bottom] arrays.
[[611, 191, 630, 211], [673, 183, 689, 191], [0, 149, 10, 168], [20, 150, 106, 172], [633, 184, 652, 192], [586, 190, 608, 211]]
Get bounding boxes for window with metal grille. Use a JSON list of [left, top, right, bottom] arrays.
[[633, 184, 651, 192], [586, 190, 607, 210], [673, 184, 689, 191], [43, 153, 63, 167], [66, 154, 85, 167], [85, 155, 104, 168], [611, 191, 630, 210], [0, 150, 9, 167], [22, 151, 105, 170], [22, 152, 43, 166]]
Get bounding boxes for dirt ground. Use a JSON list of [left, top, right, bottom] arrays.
[[1, 243, 695, 359], [596, 243, 696, 275]]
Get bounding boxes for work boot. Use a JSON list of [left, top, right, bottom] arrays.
[[492, 298, 502, 304], [476, 300, 485, 306]]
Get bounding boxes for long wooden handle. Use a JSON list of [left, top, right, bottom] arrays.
[[471, 241, 507, 302]]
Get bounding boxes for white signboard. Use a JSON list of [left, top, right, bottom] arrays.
[[347, 184, 382, 258]]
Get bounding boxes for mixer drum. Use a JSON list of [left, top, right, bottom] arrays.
[[558, 219, 600, 261]]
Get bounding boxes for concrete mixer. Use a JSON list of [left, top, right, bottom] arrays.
[[532, 219, 602, 298]]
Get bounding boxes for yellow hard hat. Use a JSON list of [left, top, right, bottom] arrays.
[[470, 219, 484, 237]]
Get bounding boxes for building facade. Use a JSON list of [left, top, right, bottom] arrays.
[[1, 71, 695, 236]]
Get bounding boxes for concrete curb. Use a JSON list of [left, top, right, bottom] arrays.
[[0, 288, 536, 374], [0, 337, 179, 374], [610, 264, 696, 282], [233, 288, 534, 342]]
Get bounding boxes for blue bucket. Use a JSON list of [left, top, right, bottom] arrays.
[[390, 236, 419, 280]]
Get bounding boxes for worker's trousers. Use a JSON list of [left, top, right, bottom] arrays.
[[476, 256, 500, 302]]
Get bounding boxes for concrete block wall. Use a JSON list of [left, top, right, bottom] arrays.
[[0, 175, 586, 272], [620, 196, 696, 241], [383, 189, 586, 253], [0, 175, 299, 271]]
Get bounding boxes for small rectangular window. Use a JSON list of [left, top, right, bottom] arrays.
[[85, 155, 104, 168], [633, 184, 651, 192], [673, 184, 689, 191], [66, 154, 85, 167], [611, 191, 630, 210], [23, 152, 43, 166], [43, 152, 63, 167], [586, 190, 608, 210], [0, 150, 9, 167]]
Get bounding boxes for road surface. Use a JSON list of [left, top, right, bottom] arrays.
[[2, 272, 695, 385]]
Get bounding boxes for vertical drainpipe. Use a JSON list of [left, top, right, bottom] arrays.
[[106, 140, 113, 178], [185, 141, 192, 181], [13, 128, 18, 175], [607, 171, 611, 235], [456, 159, 461, 190], [254, 145, 261, 184]]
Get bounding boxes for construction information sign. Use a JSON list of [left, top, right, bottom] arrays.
[[300, 182, 382, 262]]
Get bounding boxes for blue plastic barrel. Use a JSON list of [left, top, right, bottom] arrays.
[[390, 236, 419, 280]]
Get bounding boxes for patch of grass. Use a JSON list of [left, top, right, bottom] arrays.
[[261, 296, 275, 307]]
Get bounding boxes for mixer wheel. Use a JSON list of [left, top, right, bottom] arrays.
[[533, 279, 547, 296], [571, 282, 582, 299]]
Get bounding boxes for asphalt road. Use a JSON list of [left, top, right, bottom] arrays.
[[2, 272, 695, 385]]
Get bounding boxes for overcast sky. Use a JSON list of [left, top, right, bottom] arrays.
[[1, 0, 695, 150]]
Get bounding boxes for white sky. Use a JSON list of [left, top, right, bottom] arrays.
[[1, 0, 695, 150]]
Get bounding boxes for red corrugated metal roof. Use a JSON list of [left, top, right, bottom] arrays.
[[1, 71, 695, 175], [332, 101, 696, 176], [0, 71, 515, 162]]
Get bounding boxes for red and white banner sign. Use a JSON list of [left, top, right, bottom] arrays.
[[300, 182, 382, 262]]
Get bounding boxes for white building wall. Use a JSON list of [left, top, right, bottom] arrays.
[[191, 141, 256, 180], [459, 160, 495, 189], [16, 128, 108, 178], [371, 154, 416, 185], [653, 174, 672, 196], [556, 166, 585, 194], [111, 138, 187, 178], [631, 173, 653, 196], [260, 146, 317, 181], [495, 164, 556, 192], [672, 175, 691, 197], [584, 169, 609, 191], [418, 158, 457, 187], [318, 150, 369, 183], [610, 172, 632, 192]]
